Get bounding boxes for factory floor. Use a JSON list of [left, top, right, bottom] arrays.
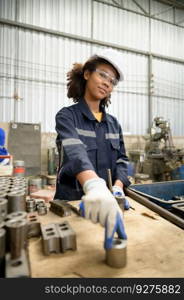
[[28, 195, 184, 278]]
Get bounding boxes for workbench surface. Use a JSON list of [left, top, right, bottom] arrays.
[[29, 197, 184, 278]]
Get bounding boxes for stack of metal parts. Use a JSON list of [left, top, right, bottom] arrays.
[[26, 198, 47, 215], [0, 176, 28, 213], [41, 221, 77, 255], [0, 176, 37, 278]]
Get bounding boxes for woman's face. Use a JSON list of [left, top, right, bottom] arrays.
[[84, 63, 118, 101]]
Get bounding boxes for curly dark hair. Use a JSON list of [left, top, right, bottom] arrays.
[[67, 55, 119, 107]]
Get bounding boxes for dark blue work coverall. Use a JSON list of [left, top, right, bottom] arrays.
[[54, 98, 130, 200]]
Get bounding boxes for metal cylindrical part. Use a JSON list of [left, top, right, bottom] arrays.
[[5, 219, 28, 259], [7, 193, 26, 213], [0, 198, 8, 222], [35, 199, 45, 209], [37, 204, 47, 215], [26, 199, 36, 213], [0, 228, 6, 277], [13, 160, 25, 177], [28, 177, 42, 194], [106, 238, 127, 268]]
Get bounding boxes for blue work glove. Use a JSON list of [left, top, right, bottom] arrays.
[[79, 178, 127, 249], [112, 185, 130, 210]]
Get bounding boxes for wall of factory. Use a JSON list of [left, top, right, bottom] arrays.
[[152, 58, 184, 136], [0, 0, 184, 136]]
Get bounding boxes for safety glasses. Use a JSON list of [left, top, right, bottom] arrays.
[[95, 69, 118, 86]]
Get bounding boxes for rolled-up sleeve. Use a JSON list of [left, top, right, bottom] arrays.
[[115, 126, 131, 187], [56, 108, 95, 176]]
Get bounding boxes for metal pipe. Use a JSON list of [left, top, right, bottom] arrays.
[[107, 169, 113, 192]]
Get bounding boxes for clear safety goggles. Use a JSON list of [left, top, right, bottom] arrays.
[[95, 68, 118, 86]]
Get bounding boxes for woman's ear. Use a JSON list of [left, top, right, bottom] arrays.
[[84, 70, 90, 80]]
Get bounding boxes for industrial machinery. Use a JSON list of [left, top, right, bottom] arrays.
[[128, 117, 184, 182], [142, 117, 184, 181]]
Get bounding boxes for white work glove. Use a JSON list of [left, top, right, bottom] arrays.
[[112, 185, 130, 210], [80, 178, 127, 249]]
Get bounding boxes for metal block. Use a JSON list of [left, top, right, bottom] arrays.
[[106, 238, 127, 268], [27, 213, 41, 238], [50, 200, 71, 217], [56, 221, 77, 252], [41, 223, 60, 255], [5, 249, 30, 278]]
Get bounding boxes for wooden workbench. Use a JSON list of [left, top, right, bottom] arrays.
[[28, 197, 184, 278]]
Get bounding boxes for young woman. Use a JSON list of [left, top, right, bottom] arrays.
[[55, 48, 130, 248]]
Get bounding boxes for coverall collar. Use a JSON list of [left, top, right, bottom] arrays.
[[78, 98, 113, 123]]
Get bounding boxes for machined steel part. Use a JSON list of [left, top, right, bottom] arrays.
[[106, 238, 127, 268], [56, 221, 77, 252], [35, 199, 45, 209], [0, 198, 8, 222], [5, 249, 30, 278], [0, 228, 6, 278], [5, 218, 28, 259], [26, 198, 36, 213], [50, 200, 72, 217], [27, 213, 41, 238], [6, 211, 27, 221], [37, 203, 47, 215], [41, 223, 60, 255], [28, 177, 42, 194], [7, 192, 26, 213]]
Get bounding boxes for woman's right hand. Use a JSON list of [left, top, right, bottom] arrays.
[[80, 178, 127, 249]]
